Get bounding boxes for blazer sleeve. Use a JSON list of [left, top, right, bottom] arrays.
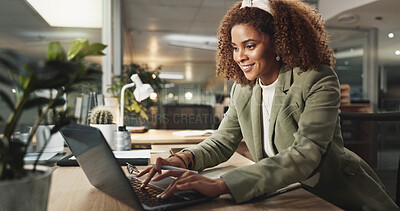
[[186, 83, 244, 171], [221, 66, 341, 203]]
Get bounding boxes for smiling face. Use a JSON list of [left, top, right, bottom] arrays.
[[231, 24, 280, 85]]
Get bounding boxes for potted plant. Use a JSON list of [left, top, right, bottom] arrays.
[[0, 39, 106, 210], [36, 108, 65, 152], [88, 106, 117, 150]]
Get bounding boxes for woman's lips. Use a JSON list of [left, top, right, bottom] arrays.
[[241, 64, 254, 72]]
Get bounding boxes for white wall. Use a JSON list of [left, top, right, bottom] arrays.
[[319, 0, 378, 21]]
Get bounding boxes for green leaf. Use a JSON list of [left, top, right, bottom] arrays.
[[67, 39, 89, 61], [0, 89, 14, 110], [47, 42, 67, 61], [0, 72, 13, 86], [0, 49, 28, 76], [7, 141, 26, 178], [87, 43, 107, 56], [31, 61, 78, 89], [23, 97, 50, 109], [18, 74, 31, 90], [85, 67, 103, 75]]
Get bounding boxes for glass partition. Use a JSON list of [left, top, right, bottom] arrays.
[[329, 28, 369, 102]]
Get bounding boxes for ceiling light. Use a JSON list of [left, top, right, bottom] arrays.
[[337, 14, 359, 24], [395, 50, 400, 56], [26, 0, 102, 28], [185, 92, 193, 100], [158, 73, 185, 80], [334, 48, 363, 59], [388, 33, 395, 38], [165, 34, 218, 51]]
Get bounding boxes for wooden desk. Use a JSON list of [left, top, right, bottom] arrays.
[[131, 130, 210, 145], [48, 145, 340, 210]]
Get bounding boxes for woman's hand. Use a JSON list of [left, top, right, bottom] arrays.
[[136, 156, 186, 188], [152, 170, 230, 199]]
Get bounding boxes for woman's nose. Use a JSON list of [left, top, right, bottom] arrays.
[[235, 49, 248, 63]]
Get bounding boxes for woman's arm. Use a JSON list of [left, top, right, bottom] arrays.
[[222, 66, 341, 203], [186, 83, 244, 171], [137, 83, 244, 186]]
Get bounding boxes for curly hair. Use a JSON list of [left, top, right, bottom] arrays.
[[216, 0, 336, 85]]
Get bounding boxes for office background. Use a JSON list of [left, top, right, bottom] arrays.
[[0, 0, 400, 198]]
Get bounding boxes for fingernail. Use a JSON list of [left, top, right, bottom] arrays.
[[156, 194, 161, 198], [160, 194, 166, 199]]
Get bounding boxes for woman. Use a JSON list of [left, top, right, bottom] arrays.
[[137, 0, 397, 209]]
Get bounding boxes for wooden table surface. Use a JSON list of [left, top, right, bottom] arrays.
[[47, 145, 341, 210]]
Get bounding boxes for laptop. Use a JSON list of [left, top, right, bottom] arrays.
[[59, 124, 210, 211]]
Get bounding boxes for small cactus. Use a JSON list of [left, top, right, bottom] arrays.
[[88, 106, 114, 124]]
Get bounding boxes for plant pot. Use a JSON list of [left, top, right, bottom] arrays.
[[90, 124, 117, 150], [0, 165, 52, 211], [36, 125, 65, 152]]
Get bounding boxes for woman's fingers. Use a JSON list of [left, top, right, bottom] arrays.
[[152, 170, 189, 181], [135, 165, 152, 177], [157, 172, 199, 199], [141, 168, 158, 188], [156, 173, 229, 199], [137, 157, 170, 187], [154, 157, 166, 174]]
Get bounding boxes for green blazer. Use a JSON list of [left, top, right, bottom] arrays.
[[187, 65, 397, 210]]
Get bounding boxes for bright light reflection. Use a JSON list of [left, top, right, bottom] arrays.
[[185, 92, 193, 100], [159, 73, 184, 80], [150, 93, 157, 100], [395, 50, 400, 56], [26, 0, 102, 28], [185, 64, 193, 80], [388, 33, 395, 38], [149, 36, 158, 55]]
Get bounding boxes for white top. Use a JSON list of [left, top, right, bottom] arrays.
[[259, 78, 278, 157]]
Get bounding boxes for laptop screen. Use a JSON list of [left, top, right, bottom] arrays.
[[60, 124, 143, 210]]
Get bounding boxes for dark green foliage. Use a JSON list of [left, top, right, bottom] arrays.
[[0, 39, 106, 180]]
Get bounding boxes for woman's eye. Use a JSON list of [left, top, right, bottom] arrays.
[[246, 44, 255, 49], [232, 46, 238, 51]]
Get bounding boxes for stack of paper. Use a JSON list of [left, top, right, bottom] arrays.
[[172, 130, 214, 137]]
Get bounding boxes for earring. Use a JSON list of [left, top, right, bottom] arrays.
[[275, 55, 280, 61]]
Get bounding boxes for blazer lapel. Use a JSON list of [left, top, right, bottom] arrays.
[[250, 82, 263, 161], [268, 67, 293, 152]]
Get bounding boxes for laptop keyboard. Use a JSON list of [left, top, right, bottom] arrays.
[[128, 176, 186, 207]]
